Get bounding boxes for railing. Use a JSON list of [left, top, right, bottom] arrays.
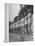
[[10, 14, 32, 29]]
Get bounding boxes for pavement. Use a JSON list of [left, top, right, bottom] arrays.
[[9, 32, 33, 42]]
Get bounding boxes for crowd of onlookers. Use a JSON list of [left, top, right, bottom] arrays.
[[13, 5, 33, 23]]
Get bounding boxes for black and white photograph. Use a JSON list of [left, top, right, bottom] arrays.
[[9, 4, 33, 42]]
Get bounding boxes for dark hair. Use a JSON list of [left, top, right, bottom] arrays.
[[25, 5, 33, 14]]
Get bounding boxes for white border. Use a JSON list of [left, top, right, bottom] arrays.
[[5, 4, 9, 42]]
